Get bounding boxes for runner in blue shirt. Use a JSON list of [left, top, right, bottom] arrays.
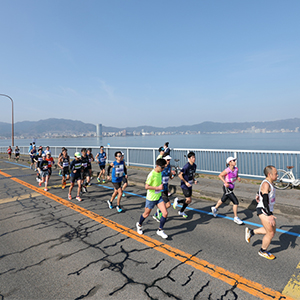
[[95, 146, 107, 183], [107, 151, 126, 213]]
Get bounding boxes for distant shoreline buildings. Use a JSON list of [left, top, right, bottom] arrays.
[[1, 126, 299, 140]]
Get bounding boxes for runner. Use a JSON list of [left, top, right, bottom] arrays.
[[34, 148, 43, 181], [37, 153, 49, 191], [58, 148, 70, 189], [173, 151, 198, 218], [164, 142, 170, 155], [211, 157, 244, 225], [58, 147, 66, 176], [156, 146, 165, 160], [136, 158, 168, 239], [107, 151, 126, 213], [87, 148, 94, 181], [44, 146, 51, 156], [80, 148, 91, 193], [14, 146, 20, 162], [46, 152, 55, 181], [153, 154, 175, 222], [95, 146, 107, 183], [68, 152, 83, 201], [7, 146, 12, 160], [30, 145, 37, 170], [119, 152, 128, 198], [245, 165, 278, 260]]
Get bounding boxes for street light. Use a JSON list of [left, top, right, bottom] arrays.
[[0, 94, 14, 146]]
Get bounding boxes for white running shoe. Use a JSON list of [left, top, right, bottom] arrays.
[[156, 229, 168, 239], [178, 211, 188, 218], [234, 217, 244, 225], [211, 206, 217, 217], [107, 200, 113, 209], [173, 197, 179, 209], [136, 222, 143, 235]]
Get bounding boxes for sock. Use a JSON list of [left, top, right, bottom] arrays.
[[139, 215, 145, 226], [180, 203, 188, 213], [250, 229, 254, 236], [260, 248, 267, 252], [159, 216, 166, 229]]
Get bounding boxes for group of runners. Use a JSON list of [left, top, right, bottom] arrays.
[[11, 142, 278, 260], [6, 145, 20, 161]]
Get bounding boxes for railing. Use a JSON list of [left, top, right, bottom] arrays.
[[1, 146, 299, 180]]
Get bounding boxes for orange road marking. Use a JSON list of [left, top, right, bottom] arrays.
[[0, 170, 294, 300]]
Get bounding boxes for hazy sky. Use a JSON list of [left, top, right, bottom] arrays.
[[1, 0, 299, 127]]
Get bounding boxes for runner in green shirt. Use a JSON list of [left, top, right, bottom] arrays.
[[136, 158, 169, 239]]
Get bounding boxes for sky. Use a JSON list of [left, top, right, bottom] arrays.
[[0, 0, 299, 128]]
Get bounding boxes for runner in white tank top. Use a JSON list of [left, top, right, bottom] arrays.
[[245, 165, 278, 260]]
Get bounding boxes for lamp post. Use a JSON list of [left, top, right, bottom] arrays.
[[0, 94, 14, 147]]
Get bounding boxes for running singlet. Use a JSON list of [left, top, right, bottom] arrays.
[[36, 154, 43, 164], [180, 162, 197, 189], [111, 161, 125, 183], [61, 156, 70, 168], [224, 167, 238, 189], [257, 179, 276, 214], [161, 164, 171, 190], [46, 157, 54, 168], [81, 156, 89, 171], [15, 148, 20, 155], [70, 159, 82, 176], [7, 148, 12, 154], [87, 153, 93, 168], [97, 152, 106, 165]]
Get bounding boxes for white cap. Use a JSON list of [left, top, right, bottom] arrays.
[[226, 156, 237, 164], [164, 155, 172, 160]]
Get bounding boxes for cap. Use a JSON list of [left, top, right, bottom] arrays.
[[42, 153, 46, 157], [159, 147, 164, 152], [226, 156, 237, 164], [121, 152, 125, 156], [74, 152, 81, 158], [164, 155, 172, 160]]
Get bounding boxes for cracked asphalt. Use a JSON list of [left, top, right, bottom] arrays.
[[0, 159, 299, 300]]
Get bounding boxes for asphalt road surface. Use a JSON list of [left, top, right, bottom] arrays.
[[0, 159, 299, 300]]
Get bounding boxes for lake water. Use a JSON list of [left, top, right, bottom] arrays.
[[1, 132, 300, 152]]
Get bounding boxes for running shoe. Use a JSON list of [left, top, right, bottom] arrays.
[[168, 192, 171, 197], [82, 186, 87, 193], [76, 196, 82, 202], [211, 206, 217, 217], [122, 193, 126, 197], [178, 211, 188, 218], [258, 250, 275, 260], [87, 182, 91, 186], [152, 214, 160, 223], [136, 222, 143, 235], [107, 200, 113, 209], [116, 206, 122, 213], [68, 194, 72, 200], [97, 178, 101, 183], [234, 217, 244, 225], [173, 197, 179, 209], [44, 188, 48, 191], [59, 170, 62, 176], [39, 182, 42, 187], [245, 227, 252, 243], [102, 180, 106, 183], [115, 195, 118, 200], [62, 183, 66, 189], [156, 229, 168, 239]]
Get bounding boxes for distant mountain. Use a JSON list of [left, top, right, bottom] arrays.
[[0, 118, 300, 138]]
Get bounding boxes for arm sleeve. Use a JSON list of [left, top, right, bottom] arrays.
[[124, 165, 127, 175], [261, 193, 272, 216]]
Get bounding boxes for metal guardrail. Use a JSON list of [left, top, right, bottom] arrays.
[[1, 146, 300, 180]]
